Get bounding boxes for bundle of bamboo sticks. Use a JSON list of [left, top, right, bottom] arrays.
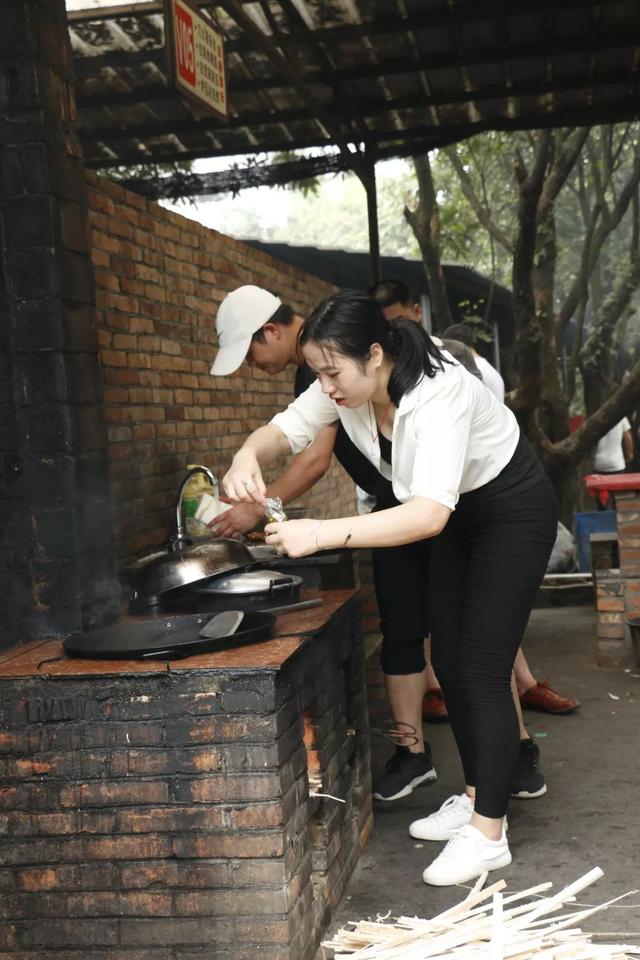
[[322, 868, 639, 960]]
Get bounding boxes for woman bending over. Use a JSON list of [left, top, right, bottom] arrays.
[[222, 290, 557, 887]]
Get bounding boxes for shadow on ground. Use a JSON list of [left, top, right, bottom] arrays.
[[330, 605, 640, 941]]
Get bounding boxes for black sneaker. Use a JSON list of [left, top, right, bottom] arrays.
[[372, 745, 437, 801], [511, 738, 547, 798]]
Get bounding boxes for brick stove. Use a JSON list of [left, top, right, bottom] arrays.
[[592, 480, 640, 666], [0, 590, 372, 960]]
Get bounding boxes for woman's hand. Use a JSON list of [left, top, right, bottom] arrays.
[[264, 518, 324, 558], [222, 452, 267, 504]]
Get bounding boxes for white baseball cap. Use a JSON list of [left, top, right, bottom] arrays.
[[210, 285, 282, 375]]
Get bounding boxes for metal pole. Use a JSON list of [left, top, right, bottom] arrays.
[[420, 293, 432, 334], [362, 154, 380, 285], [493, 321, 501, 372]]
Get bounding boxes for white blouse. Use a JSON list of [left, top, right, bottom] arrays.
[[271, 358, 520, 510]]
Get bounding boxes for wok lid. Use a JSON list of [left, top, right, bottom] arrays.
[[130, 539, 254, 602], [63, 610, 275, 660]]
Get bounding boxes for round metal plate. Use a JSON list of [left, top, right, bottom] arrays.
[[195, 569, 303, 596]]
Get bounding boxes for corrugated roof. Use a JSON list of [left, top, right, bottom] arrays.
[[68, 0, 640, 178]]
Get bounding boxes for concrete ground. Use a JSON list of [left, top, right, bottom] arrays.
[[331, 604, 640, 941]]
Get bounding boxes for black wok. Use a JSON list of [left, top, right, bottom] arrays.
[[63, 610, 275, 660]]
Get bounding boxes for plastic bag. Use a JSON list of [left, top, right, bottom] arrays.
[[264, 497, 287, 524], [546, 521, 578, 573]]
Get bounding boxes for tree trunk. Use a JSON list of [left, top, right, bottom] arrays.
[[405, 154, 455, 331], [532, 203, 570, 442], [509, 133, 552, 428]]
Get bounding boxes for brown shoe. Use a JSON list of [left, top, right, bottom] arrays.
[[422, 689, 449, 723], [520, 680, 581, 715]]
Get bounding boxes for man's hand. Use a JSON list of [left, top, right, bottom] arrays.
[[210, 501, 264, 539], [222, 451, 267, 504]]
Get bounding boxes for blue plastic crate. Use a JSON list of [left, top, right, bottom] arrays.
[[573, 511, 617, 572]]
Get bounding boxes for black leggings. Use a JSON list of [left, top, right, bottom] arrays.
[[372, 500, 430, 676], [373, 539, 430, 674], [428, 459, 557, 819]]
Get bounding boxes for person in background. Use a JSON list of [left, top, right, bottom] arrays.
[[371, 283, 576, 779], [369, 278, 424, 323], [222, 290, 558, 886], [210, 285, 439, 804], [594, 417, 633, 474], [442, 321, 505, 401], [440, 321, 580, 716]]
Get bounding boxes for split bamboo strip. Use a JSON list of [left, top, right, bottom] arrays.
[[323, 870, 636, 960]]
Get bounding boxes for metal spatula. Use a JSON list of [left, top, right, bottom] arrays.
[[199, 610, 244, 640]]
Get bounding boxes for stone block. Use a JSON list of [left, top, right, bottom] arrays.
[[47, 150, 87, 205], [63, 303, 99, 351], [18, 405, 72, 455], [70, 404, 107, 453], [31, 557, 81, 607], [27, 604, 83, 639], [10, 298, 65, 351], [14, 353, 68, 406], [60, 250, 95, 305], [63, 353, 101, 403], [21, 454, 76, 507], [17, 919, 118, 950], [32, 506, 78, 559], [0, 143, 49, 197], [1, 196, 55, 248], [6, 249, 59, 299]]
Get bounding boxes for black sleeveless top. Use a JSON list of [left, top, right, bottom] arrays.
[[378, 431, 392, 467], [294, 364, 394, 501]]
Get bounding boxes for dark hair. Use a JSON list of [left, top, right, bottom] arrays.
[[300, 290, 449, 406], [441, 339, 482, 379], [442, 323, 473, 347], [368, 277, 415, 309], [251, 302, 295, 343]]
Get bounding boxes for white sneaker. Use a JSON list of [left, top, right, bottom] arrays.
[[422, 824, 512, 886], [409, 793, 473, 841]]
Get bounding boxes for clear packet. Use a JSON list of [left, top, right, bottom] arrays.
[[264, 497, 287, 523]]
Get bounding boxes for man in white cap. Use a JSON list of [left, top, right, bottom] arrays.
[[211, 285, 296, 377], [209, 285, 339, 537]]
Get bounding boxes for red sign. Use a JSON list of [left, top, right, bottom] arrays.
[[166, 0, 228, 120], [174, 3, 195, 85]]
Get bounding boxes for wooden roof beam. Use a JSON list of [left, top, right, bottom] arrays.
[[81, 105, 320, 145], [273, 0, 369, 143], [77, 64, 640, 131], [82, 92, 640, 170], [67, 0, 626, 29], [213, 0, 368, 178], [73, 48, 165, 76], [72, 28, 640, 88]]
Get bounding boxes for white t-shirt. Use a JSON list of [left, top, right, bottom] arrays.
[[594, 418, 631, 472], [475, 356, 505, 402], [271, 356, 520, 511]]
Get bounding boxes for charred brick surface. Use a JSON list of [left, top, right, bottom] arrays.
[[0, 0, 119, 647], [0, 593, 372, 960]]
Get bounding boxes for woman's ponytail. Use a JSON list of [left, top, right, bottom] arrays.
[[386, 318, 449, 405], [300, 290, 450, 405]]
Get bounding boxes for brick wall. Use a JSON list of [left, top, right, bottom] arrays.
[[0, 0, 119, 648], [87, 173, 356, 562], [594, 489, 640, 666]]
